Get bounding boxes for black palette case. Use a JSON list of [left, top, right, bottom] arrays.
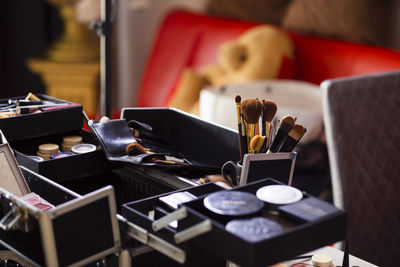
[[122, 178, 346, 267]]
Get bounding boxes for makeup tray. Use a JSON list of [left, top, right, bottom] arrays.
[[10, 129, 114, 182], [0, 94, 83, 142], [0, 166, 120, 267], [122, 178, 347, 267]]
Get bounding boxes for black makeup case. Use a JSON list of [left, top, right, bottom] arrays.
[[89, 108, 240, 188], [0, 94, 115, 182], [0, 166, 120, 267], [121, 181, 226, 266], [122, 178, 347, 267], [0, 94, 82, 142]]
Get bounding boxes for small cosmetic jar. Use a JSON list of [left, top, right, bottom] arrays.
[[203, 191, 264, 217], [62, 135, 83, 152], [291, 264, 313, 267], [37, 143, 60, 160], [27, 155, 44, 162], [50, 152, 75, 159], [256, 184, 303, 213], [311, 254, 333, 267], [71, 143, 96, 154]]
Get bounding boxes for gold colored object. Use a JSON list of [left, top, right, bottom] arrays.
[[27, 0, 101, 116], [38, 143, 60, 155], [28, 60, 100, 116], [62, 135, 83, 146], [46, 0, 100, 62]]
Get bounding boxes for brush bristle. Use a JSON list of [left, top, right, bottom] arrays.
[[263, 101, 277, 122], [279, 115, 296, 133], [241, 99, 263, 124], [126, 143, 147, 155], [250, 135, 265, 152], [288, 124, 306, 141], [235, 95, 241, 103]]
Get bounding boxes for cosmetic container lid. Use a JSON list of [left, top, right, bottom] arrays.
[[203, 191, 264, 216], [38, 143, 60, 154], [71, 143, 96, 154], [256, 185, 302, 205], [311, 254, 333, 267], [27, 155, 44, 162], [226, 217, 283, 242], [62, 135, 83, 146], [50, 152, 75, 159]]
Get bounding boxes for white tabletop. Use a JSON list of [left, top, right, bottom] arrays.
[[284, 246, 378, 267]]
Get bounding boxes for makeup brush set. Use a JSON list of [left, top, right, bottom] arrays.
[[235, 96, 307, 161], [122, 177, 347, 267]]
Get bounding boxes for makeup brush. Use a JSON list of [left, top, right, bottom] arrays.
[[267, 115, 296, 153], [262, 100, 277, 149], [235, 95, 247, 161], [250, 135, 267, 153], [278, 124, 307, 152], [241, 98, 263, 153], [125, 143, 149, 155]]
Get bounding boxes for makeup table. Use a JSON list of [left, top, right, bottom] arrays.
[[283, 246, 378, 267]]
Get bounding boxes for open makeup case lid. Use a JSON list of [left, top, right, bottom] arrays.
[[0, 94, 83, 142], [0, 163, 121, 267], [89, 108, 240, 177], [122, 178, 346, 267]]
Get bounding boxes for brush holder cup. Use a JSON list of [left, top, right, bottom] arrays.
[[223, 152, 297, 187], [221, 161, 242, 186]]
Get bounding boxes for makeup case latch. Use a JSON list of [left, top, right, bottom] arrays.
[[125, 220, 186, 264]]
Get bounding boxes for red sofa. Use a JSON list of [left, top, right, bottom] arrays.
[[137, 9, 400, 107]]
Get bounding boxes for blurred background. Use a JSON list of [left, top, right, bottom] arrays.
[[1, 0, 400, 115]]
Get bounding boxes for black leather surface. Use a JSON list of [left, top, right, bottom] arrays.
[[89, 118, 221, 177], [90, 119, 136, 158]]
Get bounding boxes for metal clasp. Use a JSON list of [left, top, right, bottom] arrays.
[[0, 207, 21, 231]]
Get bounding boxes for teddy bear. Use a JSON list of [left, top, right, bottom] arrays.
[[166, 25, 295, 115]]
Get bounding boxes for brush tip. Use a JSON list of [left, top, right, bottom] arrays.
[[126, 143, 147, 155], [263, 101, 277, 122], [288, 124, 306, 141], [279, 115, 296, 133], [250, 135, 266, 152], [235, 95, 241, 103], [241, 98, 263, 123]]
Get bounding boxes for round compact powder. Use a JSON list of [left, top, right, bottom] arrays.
[[256, 185, 303, 205], [71, 143, 96, 154], [203, 191, 264, 216], [225, 217, 283, 242], [62, 135, 83, 146], [38, 143, 60, 155], [50, 152, 75, 159], [311, 254, 333, 267]]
